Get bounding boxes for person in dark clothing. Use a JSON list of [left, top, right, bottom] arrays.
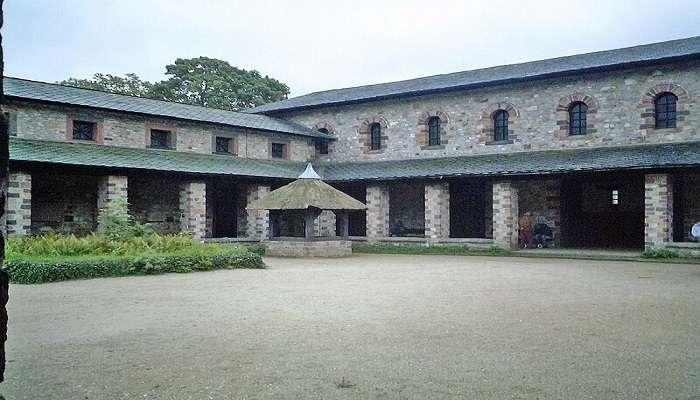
[[533, 219, 553, 248]]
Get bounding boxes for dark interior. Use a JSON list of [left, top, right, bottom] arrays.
[[210, 180, 238, 238], [449, 181, 487, 238], [333, 183, 366, 236], [560, 175, 645, 249]]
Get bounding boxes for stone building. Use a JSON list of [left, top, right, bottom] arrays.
[[5, 36, 700, 251]]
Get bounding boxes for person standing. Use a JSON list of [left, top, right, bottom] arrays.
[[519, 211, 534, 248]]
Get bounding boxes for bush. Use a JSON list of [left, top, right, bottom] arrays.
[[6, 233, 199, 258], [4, 233, 265, 284], [642, 248, 680, 259], [5, 246, 264, 284], [97, 197, 153, 239]]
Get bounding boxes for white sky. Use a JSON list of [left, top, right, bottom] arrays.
[[5, 0, 700, 97]]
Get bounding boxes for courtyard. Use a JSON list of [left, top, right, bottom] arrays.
[[1, 254, 699, 399]]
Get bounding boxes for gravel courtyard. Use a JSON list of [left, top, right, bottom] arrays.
[[1, 254, 699, 399]]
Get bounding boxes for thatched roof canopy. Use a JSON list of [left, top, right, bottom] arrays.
[[247, 164, 366, 211]]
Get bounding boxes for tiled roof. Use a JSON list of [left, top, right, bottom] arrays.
[[4, 77, 331, 139], [250, 36, 700, 113], [10, 138, 700, 181], [9, 138, 306, 179], [321, 142, 700, 181]]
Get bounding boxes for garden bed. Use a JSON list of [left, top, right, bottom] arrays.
[[4, 234, 264, 284]]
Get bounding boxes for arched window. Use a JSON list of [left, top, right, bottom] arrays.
[[316, 128, 329, 154], [370, 123, 382, 150], [655, 93, 677, 129], [568, 102, 588, 135], [493, 110, 509, 141], [428, 116, 441, 146]]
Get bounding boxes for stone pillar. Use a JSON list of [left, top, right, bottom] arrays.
[[96, 175, 128, 234], [366, 183, 390, 239], [644, 173, 674, 250], [179, 181, 207, 239], [246, 184, 270, 240], [6, 171, 32, 236], [492, 181, 519, 250], [424, 181, 450, 241], [314, 210, 337, 237]]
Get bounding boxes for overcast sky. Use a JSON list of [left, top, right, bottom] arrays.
[[5, 0, 700, 97]]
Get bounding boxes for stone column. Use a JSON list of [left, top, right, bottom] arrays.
[[644, 173, 674, 250], [366, 183, 390, 240], [179, 181, 207, 239], [96, 175, 128, 234], [314, 210, 337, 237], [337, 212, 350, 239], [6, 171, 32, 236], [245, 184, 270, 240], [492, 181, 519, 250], [424, 181, 450, 241]]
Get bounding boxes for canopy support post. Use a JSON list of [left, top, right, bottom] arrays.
[[337, 211, 349, 239], [304, 210, 315, 240]]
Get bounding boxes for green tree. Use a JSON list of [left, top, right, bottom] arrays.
[[149, 57, 289, 110], [59, 73, 152, 97]]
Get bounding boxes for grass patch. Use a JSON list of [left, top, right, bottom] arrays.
[[352, 243, 510, 257], [641, 248, 680, 259], [4, 234, 264, 284]]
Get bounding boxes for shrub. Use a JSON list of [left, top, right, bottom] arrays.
[[5, 246, 264, 284], [97, 197, 153, 239], [641, 248, 680, 259]]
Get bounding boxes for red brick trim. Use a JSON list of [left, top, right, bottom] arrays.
[[479, 103, 519, 144], [416, 111, 450, 148], [312, 121, 336, 135], [555, 93, 598, 139], [358, 116, 389, 154], [66, 117, 104, 145], [145, 123, 177, 149], [638, 83, 691, 134]]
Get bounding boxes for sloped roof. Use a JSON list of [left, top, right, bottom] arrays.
[[4, 77, 332, 139], [9, 138, 306, 179], [321, 142, 700, 181], [10, 138, 700, 181], [247, 177, 366, 211], [249, 36, 700, 113]]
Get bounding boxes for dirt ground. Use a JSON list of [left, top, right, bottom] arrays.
[[1, 254, 699, 399]]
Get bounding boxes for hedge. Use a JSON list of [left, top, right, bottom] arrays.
[[5, 248, 264, 284]]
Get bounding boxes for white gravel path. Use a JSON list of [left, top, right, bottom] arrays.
[[1, 254, 699, 399]]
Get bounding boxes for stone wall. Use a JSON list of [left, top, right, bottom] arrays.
[[8, 100, 315, 162], [424, 182, 450, 240], [246, 184, 270, 240], [129, 175, 181, 234], [6, 171, 32, 236], [366, 184, 390, 239], [31, 173, 97, 236], [492, 181, 519, 249], [279, 59, 700, 162], [265, 239, 352, 257], [517, 179, 561, 247], [179, 181, 207, 239], [96, 175, 128, 234], [389, 182, 425, 236], [644, 173, 673, 249]]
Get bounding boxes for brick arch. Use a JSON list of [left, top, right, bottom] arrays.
[[312, 121, 336, 135], [639, 83, 691, 133], [555, 93, 598, 139], [417, 111, 450, 148], [479, 102, 519, 144], [358, 116, 389, 153]]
